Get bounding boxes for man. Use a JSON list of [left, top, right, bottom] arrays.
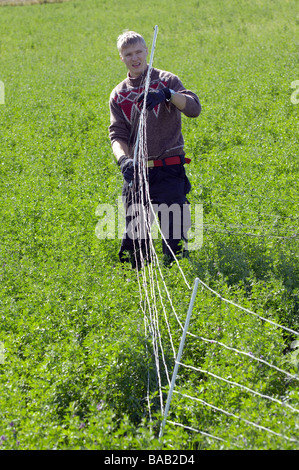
[[109, 31, 201, 268]]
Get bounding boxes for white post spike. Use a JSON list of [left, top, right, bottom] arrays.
[[159, 277, 200, 440], [133, 25, 159, 165]]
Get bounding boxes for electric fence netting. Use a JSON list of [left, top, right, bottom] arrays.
[[125, 26, 299, 449], [201, 199, 299, 241]]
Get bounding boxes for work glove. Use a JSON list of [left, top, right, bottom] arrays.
[[138, 87, 172, 111], [118, 155, 135, 184]]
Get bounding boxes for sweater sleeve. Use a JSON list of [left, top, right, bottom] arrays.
[[168, 74, 201, 118], [108, 90, 131, 146]]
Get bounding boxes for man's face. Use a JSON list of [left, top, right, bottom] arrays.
[[120, 41, 148, 78]]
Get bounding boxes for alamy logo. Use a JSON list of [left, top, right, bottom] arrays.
[[290, 80, 299, 105], [95, 197, 203, 251], [0, 342, 4, 364], [0, 81, 4, 105]]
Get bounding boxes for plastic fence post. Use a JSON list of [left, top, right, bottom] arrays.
[[159, 277, 200, 440], [132, 25, 159, 166]]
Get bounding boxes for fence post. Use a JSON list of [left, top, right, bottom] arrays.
[[159, 277, 199, 440]]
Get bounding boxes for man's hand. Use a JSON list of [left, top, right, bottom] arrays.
[[138, 88, 172, 111], [118, 155, 135, 183]]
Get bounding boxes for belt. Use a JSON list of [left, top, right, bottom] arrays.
[[147, 156, 191, 168]]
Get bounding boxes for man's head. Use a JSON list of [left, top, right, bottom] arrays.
[[117, 31, 148, 78]]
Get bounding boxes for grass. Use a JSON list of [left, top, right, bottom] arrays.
[[0, 0, 298, 450]]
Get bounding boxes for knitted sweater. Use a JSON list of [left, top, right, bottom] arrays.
[[109, 67, 201, 160]]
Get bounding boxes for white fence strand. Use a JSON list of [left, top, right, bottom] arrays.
[[187, 332, 299, 382], [196, 278, 299, 337], [173, 391, 299, 444], [166, 420, 234, 446], [177, 361, 299, 413]]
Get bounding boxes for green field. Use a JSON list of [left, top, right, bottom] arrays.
[[0, 0, 298, 450]]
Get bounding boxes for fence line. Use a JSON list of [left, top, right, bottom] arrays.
[[220, 208, 299, 221], [203, 221, 298, 232], [187, 333, 299, 382], [202, 225, 299, 240], [192, 194, 299, 240], [150, 261, 299, 445], [177, 361, 299, 413], [136, 242, 299, 443], [173, 390, 298, 444], [139, 266, 168, 414], [127, 28, 299, 445], [166, 420, 235, 447], [198, 192, 299, 205], [136, 270, 165, 415], [137, 243, 299, 446], [135, 227, 299, 442], [206, 200, 299, 220], [152, 260, 299, 445], [196, 277, 299, 337]]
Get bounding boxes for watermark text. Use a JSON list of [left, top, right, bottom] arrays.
[[0, 342, 5, 364], [95, 198, 203, 251], [0, 81, 4, 105], [290, 80, 299, 105]]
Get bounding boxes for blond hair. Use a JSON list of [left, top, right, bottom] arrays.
[[117, 31, 147, 55]]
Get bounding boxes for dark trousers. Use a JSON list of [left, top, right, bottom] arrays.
[[119, 162, 192, 267]]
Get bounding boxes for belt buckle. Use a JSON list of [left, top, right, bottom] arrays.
[[147, 160, 155, 168]]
